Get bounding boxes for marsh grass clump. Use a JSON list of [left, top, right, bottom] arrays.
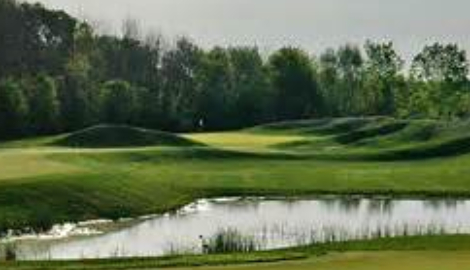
[[26, 207, 56, 234], [204, 229, 260, 254], [1, 243, 17, 261]]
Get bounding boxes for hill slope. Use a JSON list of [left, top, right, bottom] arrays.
[[52, 125, 200, 148], [251, 117, 470, 160]]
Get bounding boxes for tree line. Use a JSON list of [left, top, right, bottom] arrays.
[[1, 0, 469, 140]]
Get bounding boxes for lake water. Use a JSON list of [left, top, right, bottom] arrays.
[[7, 196, 470, 260]]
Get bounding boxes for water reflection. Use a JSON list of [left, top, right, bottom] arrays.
[[337, 197, 362, 213], [424, 199, 460, 210], [5, 196, 470, 260], [367, 199, 394, 214]]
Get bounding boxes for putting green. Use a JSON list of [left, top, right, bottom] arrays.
[[185, 132, 304, 150]]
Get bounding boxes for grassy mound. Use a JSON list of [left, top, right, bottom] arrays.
[[256, 117, 470, 159], [53, 125, 200, 148], [339, 119, 470, 160], [253, 117, 388, 135], [335, 120, 409, 144]]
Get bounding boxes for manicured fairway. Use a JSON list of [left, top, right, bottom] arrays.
[[3, 252, 470, 270], [177, 251, 470, 270]]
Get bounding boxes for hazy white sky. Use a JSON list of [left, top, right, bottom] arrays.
[[26, 0, 470, 60]]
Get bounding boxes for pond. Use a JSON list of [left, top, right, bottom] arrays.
[[5, 196, 470, 260]]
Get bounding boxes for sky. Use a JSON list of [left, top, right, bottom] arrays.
[[25, 0, 470, 61]]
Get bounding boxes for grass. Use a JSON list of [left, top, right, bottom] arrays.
[[0, 151, 80, 182], [2, 118, 470, 232], [178, 252, 470, 270], [185, 132, 304, 150], [2, 117, 470, 268], [2, 235, 470, 269]]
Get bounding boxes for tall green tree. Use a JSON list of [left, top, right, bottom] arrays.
[[228, 47, 271, 127], [0, 0, 21, 78], [268, 47, 321, 120], [363, 41, 404, 115], [133, 33, 165, 129], [411, 43, 468, 83], [27, 75, 60, 134], [336, 45, 364, 115], [410, 43, 469, 118], [196, 47, 235, 130], [318, 48, 341, 116], [0, 78, 28, 138], [160, 37, 203, 130], [60, 22, 101, 131], [101, 80, 137, 124], [20, 3, 77, 75]]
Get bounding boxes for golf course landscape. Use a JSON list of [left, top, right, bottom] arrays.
[[2, 117, 470, 269], [2, 0, 470, 268]]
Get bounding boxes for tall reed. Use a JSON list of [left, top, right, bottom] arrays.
[[203, 228, 261, 254]]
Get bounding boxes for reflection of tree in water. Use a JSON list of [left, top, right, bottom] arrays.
[[282, 197, 304, 210], [217, 198, 263, 212], [367, 199, 394, 214], [318, 197, 338, 211], [424, 199, 460, 210], [3, 240, 52, 261], [337, 197, 361, 212]]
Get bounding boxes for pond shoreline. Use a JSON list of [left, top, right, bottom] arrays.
[[2, 235, 470, 267], [3, 195, 470, 260], [3, 191, 470, 243]]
